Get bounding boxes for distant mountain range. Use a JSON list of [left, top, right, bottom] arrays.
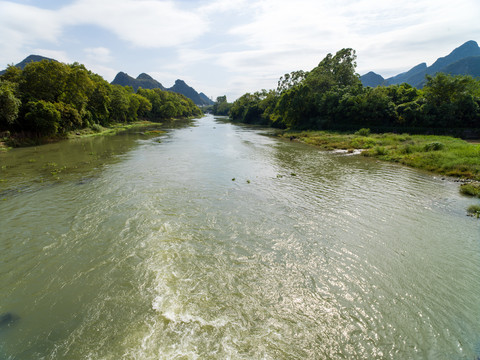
[[0, 55, 214, 106], [111, 72, 213, 106], [361, 40, 480, 88]]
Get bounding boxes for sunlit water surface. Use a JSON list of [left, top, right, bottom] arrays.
[[1, 115, 480, 359]]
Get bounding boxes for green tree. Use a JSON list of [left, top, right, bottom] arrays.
[[87, 77, 112, 125], [20, 60, 68, 103], [277, 70, 308, 94], [0, 80, 21, 129], [0, 65, 23, 84], [59, 63, 94, 116], [422, 73, 480, 128], [24, 100, 61, 135], [109, 85, 131, 122], [212, 95, 233, 116], [135, 93, 152, 118], [54, 102, 83, 132]]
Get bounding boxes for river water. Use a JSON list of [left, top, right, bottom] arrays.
[[1, 115, 480, 359]]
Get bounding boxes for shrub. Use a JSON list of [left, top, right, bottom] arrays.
[[24, 100, 61, 135], [467, 204, 480, 217], [424, 142, 445, 151], [460, 183, 480, 197], [91, 123, 103, 133], [374, 146, 388, 156], [355, 128, 371, 136], [400, 144, 414, 154], [350, 137, 377, 149]]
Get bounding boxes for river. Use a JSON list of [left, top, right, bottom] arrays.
[[1, 115, 480, 359]]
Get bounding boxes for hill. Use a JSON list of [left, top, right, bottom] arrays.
[[0, 55, 213, 106], [111, 72, 165, 91], [0, 54, 56, 75], [168, 79, 213, 106], [359, 71, 385, 87], [110, 72, 213, 106], [361, 40, 480, 88]]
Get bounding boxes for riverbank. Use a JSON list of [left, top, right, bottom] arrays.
[[0, 118, 196, 151], [280, 129, 480, 181], [0, 122, 150, 150]]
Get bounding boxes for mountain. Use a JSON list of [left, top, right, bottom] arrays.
[[168, 79, 213, 106], [0, 54, 55, 75], [111, 72, 165, 91], [386, 62, 427, 85], [0, 55, 213, 106], [110, 72, 213, 105], [361, 40, 480, 88], [428, 40, 480, 74], [199, 92, 213, 105], [442, 56, 480, 77], [359, 71, 385, 87]]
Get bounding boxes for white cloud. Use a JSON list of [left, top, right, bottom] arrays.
[[0, 0, 479, 100], [31, 49, 71, 63], [199, 0, 250, 15], [208, 0, 480, 97], [60, 0, 209, 48], [84, 47, 112, 63], [0, 1, 61, 66], [83, 63, 118, 82]]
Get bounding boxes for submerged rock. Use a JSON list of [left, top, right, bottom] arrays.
[[0, 312, 20, 328]]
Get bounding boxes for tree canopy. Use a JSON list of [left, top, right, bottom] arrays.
[[228, 48, 480, 134], [0, 59, 201, 137]]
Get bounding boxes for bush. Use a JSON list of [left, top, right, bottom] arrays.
[[424, 142, 445, 151], [373, 146, 388, 156], [460, 183, 480, 197], [24, 100, 61, 135], [355, 128, 371, 136], [91, 123, 103, 133], [467, 204, 480, 217], [350, 137, 377, 149]]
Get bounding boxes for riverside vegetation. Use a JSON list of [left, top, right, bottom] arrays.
[[213, 48, 480, 213], [0, 59, 201, 148]]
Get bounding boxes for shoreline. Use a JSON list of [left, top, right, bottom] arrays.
[[278, 130, 480, 182], [0, 117, 198, 151]]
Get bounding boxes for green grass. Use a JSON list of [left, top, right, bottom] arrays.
[[467, 204, 480, 217], [460, 182, 480, 197], [282, 131, 480, 180]]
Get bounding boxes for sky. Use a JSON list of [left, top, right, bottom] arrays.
[[0, 0, 479, 101]]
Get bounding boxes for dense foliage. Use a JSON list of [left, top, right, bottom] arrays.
[[211, 95, 233, 116], [0, 60, 201, 138], [229, 49, 480, 134]]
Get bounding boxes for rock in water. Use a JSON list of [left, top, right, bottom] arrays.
[[0, 312, 20, 328]]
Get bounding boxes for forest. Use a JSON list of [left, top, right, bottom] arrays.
[[0, 60, 201, 141], [218, 48, 480, 136]]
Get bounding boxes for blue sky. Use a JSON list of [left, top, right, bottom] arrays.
[[1, 0, 479, 101]]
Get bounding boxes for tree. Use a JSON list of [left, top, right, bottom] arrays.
[[276, 70, 307, 94], [273, 48, 362, 128], [20, 60, 68, 103], [87, 78, 112, 125], [0, 80, 21, 129], [422, 74, 480, 128], [135, 93, 152, 118], [109, 85, 131, 122], [54, 102, 83, 132], [306, 48, 361, 92], [59, 63, 94, 115], [24, 100, 61, 135], [212, 95, 233, 116]]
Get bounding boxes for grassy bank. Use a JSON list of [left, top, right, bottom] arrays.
[[0, 120, 170, 150], [281, 129, 480, 181], [66, 120, 161, 139]]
